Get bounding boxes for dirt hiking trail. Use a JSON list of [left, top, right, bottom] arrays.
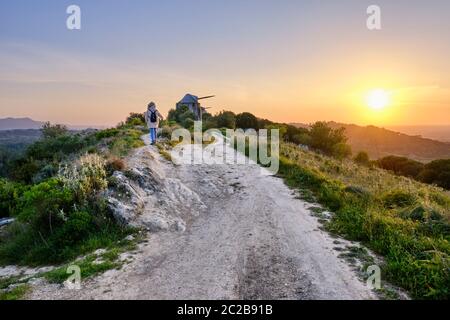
[[28, 135, 377, 300]]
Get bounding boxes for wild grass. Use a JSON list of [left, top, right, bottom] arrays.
[[109, 127, 145, 157], [43, 256, 120, 284], [43, 235, 139, 284], [278, 143, 450, 299], [155, 142, 173, 162], [0, 284, 30, 300]]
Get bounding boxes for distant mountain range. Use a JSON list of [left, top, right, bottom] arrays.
[[386, 125, 450, 142], [0, 118, 45, 130], [0, 118, 106, 131], [291, 122, 450, 162]]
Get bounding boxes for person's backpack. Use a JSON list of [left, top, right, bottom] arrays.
[[149, 110, 157, 123]]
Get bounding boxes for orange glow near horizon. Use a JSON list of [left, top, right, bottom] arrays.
[[1, 2, 450, 128]]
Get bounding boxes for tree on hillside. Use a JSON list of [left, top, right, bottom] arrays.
[[0, 146, 10, 177], [126, 113, 145, 126], [377, 156, 424, 178], [41, 122, 68, 139], [354, 151, 371, 166], [201, 112, 216, 131], [236, 112, 259, 130], [332, 142, 352, 160], [168, 105, 196, 129], [418, 159, 450, 189], [284, 125, 310, 145], [214, 110, 236, 129], [308, 122, 350, 158], [258, 118, 274, 129], [265, 124, 287, 141]]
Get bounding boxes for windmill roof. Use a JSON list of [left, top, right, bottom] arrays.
[[178, 94, 198, 104]]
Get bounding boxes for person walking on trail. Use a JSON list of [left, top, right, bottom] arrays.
[[145, 102, 164, 145]]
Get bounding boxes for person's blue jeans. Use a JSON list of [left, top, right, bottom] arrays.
[[149, 128, 157, 144]]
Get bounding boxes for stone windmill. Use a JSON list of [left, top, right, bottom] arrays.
[[176, 94, 215, 120]]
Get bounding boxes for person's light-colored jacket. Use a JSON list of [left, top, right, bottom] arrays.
[[145, 106, 163, 129]]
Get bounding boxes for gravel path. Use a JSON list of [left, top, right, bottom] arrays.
[[27, 135, 376, 300]]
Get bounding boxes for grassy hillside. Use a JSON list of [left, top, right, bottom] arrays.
[[277, 143, 450, 299]]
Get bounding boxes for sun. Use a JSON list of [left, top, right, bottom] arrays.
[[366, 89, 390, 110]]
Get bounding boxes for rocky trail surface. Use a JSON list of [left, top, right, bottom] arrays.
[[25, 135, 377, 300]]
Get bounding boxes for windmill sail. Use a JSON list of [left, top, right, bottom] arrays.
[[197, 95, 215, 100]]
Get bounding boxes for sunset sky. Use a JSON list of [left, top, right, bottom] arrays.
[[1, 0, 449, 127]]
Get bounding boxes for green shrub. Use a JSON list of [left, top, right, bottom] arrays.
[[26, 134, 87, 161], [382, 190, 417, 208], [0, 179, 26, 218], [58, 153, 108, 202], [14, 178, 75, 232], [50, 211, 96, 247], [214, 110, 236, 129], [125, 113, 145, 126], [109, 129, 145, 156], [236, 112, 259, 130], [168, 105, 196, 129], [377, 156, 425, 179], [419, 159, 450, 189], [307, 122, 352, 158], [181, 118, 195, 129], [284, 125, 310, 145], [332, 142, 352, 159], [354, 151, 371, 166], [95, 128, 119, 140], [41, 122, 68, 139], [9, 158, 41, 184], [32, 163, 57, 184], [159, 124, 182, 140]]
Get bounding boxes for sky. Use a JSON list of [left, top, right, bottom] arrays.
[[0, 0, 449, 127]]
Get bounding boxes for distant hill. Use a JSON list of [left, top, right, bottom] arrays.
[[291, 122, 450, 162], [386, 125, 450, 142], [0, 118, 45, 130], [0, 118, 107, 131]]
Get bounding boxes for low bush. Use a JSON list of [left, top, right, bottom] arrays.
[[109, 129, 145, 156], [382, 190, 417, 208], [353, 151, 371, 166], [159, 124, 183, 140], [125, 113, 145, 126], [26, 134, 87, 161], [106, 157, 126, 173], [58, 153, 108, 202], [0, 179, 27, 218], [95, 128, 119, 140]]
